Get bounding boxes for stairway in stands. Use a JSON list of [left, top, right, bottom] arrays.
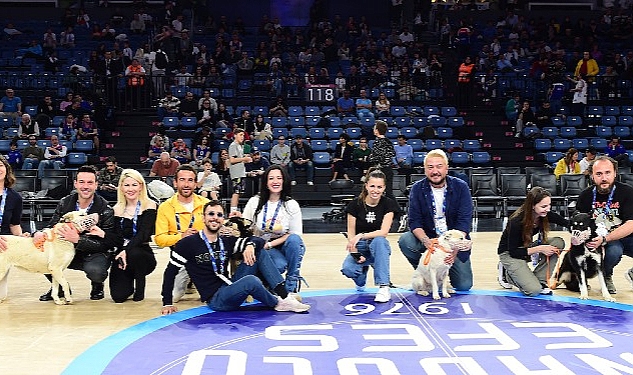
[[106, 111, 155, 168]]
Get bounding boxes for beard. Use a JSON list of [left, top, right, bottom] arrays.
[[597, 182, 615, 195]]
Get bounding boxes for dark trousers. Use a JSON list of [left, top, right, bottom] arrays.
[[109, 245, 157, 303]]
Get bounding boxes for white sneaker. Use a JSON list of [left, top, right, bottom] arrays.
[[374, 286, 391, 303], [307, 181, 314, 186], [288, 292, 303, 302], [275, 296, 311, 312], [356, 284, 366, 292], [498, 262, 513, 289], [540, 287, 553, 295], [291, 180, 297, 186]]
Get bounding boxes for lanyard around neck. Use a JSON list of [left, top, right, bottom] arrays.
[[0, 188, 7, 227], [593, 185, 616, 218], [120, 201, 141, 239], [199, 231, 226, 276], [261, 200, 282, 232]]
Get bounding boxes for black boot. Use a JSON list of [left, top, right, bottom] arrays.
[[90, 282, 104, 300], [133, 277, 146, 302], [39, 274, 66, 302]]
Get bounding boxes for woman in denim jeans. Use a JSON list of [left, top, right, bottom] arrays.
[[341, 168, 399, 303]]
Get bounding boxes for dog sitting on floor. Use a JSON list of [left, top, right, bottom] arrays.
[[0, 211, 99, 305], [411, 229, 472, 300], [550, 212, 615, 302]]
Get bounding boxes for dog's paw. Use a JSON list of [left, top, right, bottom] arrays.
[[605, 295, 616, 302], [442, 292, 451, 298], [579, 293, 589, 300], [432, 293, 441, 300], [417, 290, 429, 296]]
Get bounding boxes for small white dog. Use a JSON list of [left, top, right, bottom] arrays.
[[411, 230, 471, 300], [0, 211, 99, 305]]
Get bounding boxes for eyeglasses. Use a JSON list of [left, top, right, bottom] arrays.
[[205, 211, 224, 218], [360, 141, 367, 144]]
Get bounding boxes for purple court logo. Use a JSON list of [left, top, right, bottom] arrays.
[[64, 290, 633, 374]]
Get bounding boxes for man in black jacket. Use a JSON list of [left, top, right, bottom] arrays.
[[288, 134, 314, 186], [39, 165, 122, 301]]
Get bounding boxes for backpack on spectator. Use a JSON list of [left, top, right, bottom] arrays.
[[154, 50, 168, 70]]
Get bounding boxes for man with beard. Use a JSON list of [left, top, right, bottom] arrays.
[[155, 165, 209, 302], [576, 156, 633, 294], [160, 200, 310, 315], [398, 149, 474, 292]]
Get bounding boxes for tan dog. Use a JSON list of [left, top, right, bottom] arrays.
[[0, 211, 99, 305], [411, 230, 471, 300]]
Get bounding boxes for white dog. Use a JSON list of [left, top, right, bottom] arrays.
[[411, 230, 471, 300], [0, 211, 99, 305]]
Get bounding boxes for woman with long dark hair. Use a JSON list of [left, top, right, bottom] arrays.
[[241, 165, 306, 297], [341, 168, 399, 303], [497, 186, 568, 296], [0, 156, 23, 236]]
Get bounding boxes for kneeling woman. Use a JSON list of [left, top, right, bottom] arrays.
[[498, 186, 568, 296], [341, 169, 399, 303]]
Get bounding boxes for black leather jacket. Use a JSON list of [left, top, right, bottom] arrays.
[[48, 192, 122, 255]]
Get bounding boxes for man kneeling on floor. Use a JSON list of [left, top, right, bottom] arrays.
[[161, 200, 310, 315]]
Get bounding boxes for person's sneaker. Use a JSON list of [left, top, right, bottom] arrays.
[[288, 292, 303, 302], [307, 181, 314, 186], [540, 287, 553, 295], [90, 282, 104, 300], [356, 284, 366, 292], [185, 280, 197, 294], [275, 296, 311, 312], [605, 276, 617, 294], [625, 268, 633, 290], [291, 180, 297, 186], [374, 286, 391, 303], [498, 262, 513, 289]]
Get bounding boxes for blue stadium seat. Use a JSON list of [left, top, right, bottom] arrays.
[[605, 106, 620, 116], [450, 151, 470, 165], [215, 128, 230, 139], [309, 128, 325, 139], [215, 139, 229, 149], [288, 117, 305, 127], [544, 151, 564, 164], [252, 139, 271, 152], [541, 127, 558, 139], [472, 151, 491, 165], [327, 127, 344, 139], [385, 127, 399, 139], [621, 105, 633, 116], [16, 139, 29, 149], [180, 117, 197, 129], [329, 140, 339, 150], [346, 127, 362, 139], [424, 106, 440, 116], [595, 126, 613, 138], [448, 117, 464, 128], [614, 126, 631, 138], [462, 139, 481, 151], [413, 151, 428, 166], [45, 128, 59, 138], [436, 127, 453, 139], [392, 117, 411, 128], [620, 116, 633, 127], [0, 117, 13, 128], [551, 116, 565, 127], [553, 138, 572, 151], [75, 140, 94, 151], [601, 116, 617, 127], [290, 128, 308, 139], [409, 139, 423, 151], [390, 106, 406, 117], [304, 106, 320, 116], [444, 139, 462, 150], [586, 105, 603, 118], [271, 117, 287, 128], [441, 106, 457, 117], [591, 138, 608, 149], [429, 116, 447, 127], [411, 117, 428, 128], [162, 117, 179, 128], [310, 139, 329, 151], [5, 128, 19, 139], [559, 127, 577, 138], [572, 138, 589, 150], [306, 117, 320, 126], [272, 128, 288, 139], [67, 152, 88, 165], [400, 127, 418, 139], [252, 106, 269, 116], [313, 151, 331, 166], [0, 140, 11, 152], [288, 106, 303, 117], [37, 140, 51, 149], [52, 116, 66, 127], [359, 117, 375, 127], [25, 106, 38, 117], [425, 139, 443, 150], [329, 117, 341, 127], [534, 138, 552, 151], [567, 116, 583, 127]]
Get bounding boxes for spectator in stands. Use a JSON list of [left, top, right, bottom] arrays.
[[97, 156, 123, 202], [196, 100, 215, 128], [515, 100, 537, 138], [270, 135, 291, 169], [246, 148, 271, 187], [64, 99, 86, 119], [369, 120, 397, 199], [77, 113, 100, 153], [147, 137, 167, 166], [215, 103, 233, 128], [288, 134, 314, 186], [331, 133, 354, 182], [236, 51, 254, 76], [15, 40, 43, 59], [253, 114, 272, 141], [554, 148, 581, 180], [179, 92, 198, 118], [197, 90, 218, 113], [580, 146, 598, 175], [394, 135, 413, 169], [228, 128, 251, 212], [0, 88, 22, 120], [456, 56, 475, 110], [5, 140, 22, 171], [36, 95, 57, 128], [150, 151, 180, 181], [574, 51, 600, 83], [374, 92, 391, 117], [76, 8, 91, 29], [124, 58, 147, 111], [21, 135, 44, 170], [157, 92, 181, 120], [353, 137, 372, 179], [130, 13, 146, 34], [355, 89, 374, 119], [235, 110, 255, 135], [170, 138, 192, 165], [197, 158, 222, 200], [269, 95, 289, 117], [59, 114, 77, 143], [505, 94, 520, 129], [17, 114, 40, 139], [568, 74, 587, 117], [604, 136, 630, 168], [215, 148, 230, 179], [59, 26, 75, 48], [59, 91, 74, 113], [337, 90, 355, 117], [191, 135, 212, 169], [535, 101, 555, 128], [38, 135, 67, 176], [3, 23, 22, 39], [285, 66, 300, 98]]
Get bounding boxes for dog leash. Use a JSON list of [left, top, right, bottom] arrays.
[[422, 238, 452, 266]]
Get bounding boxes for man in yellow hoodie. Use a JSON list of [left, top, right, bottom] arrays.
[[155, 164, 209, 301]]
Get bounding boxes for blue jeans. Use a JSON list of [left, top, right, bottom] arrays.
[[398, 231, 473, 291], [396, 156, 413, 168], [268, 233, 305, 293], [232, 245, 285, 290], [341, 237, 391, 287], [38, 159, 64, 176], [22, 157, 40, 170], [604, 236, 633, 277], [288, 161, 314, 182], [207, 275, 278, 311]]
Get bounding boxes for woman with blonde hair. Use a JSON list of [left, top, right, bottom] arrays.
[[109, 168, 157, 302]]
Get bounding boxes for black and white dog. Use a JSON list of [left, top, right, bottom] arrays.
[[551, 212, 615, 302]]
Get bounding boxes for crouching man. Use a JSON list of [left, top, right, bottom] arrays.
[[160, 200, 310, 314]]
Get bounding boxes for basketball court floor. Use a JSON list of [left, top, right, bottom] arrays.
[[2, 215, 633, 374]]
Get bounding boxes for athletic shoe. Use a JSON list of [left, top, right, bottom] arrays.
[[355, 284, 366, 292], [275, 296, 311, 312], [626, 268, 633, 290], [374, 285, 391, 303], [288, 292, 303, 302], [498, 262, 513, 289], [307, 181, 314, 186], [540, 288, 553, 295], [605, 276, 617, 294]]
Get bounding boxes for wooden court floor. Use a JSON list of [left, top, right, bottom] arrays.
[[1, 231, 633, 375]]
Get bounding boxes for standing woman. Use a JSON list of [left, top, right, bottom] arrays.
[[497, 186, 568, 296], [110, 169, 157, 302], [242, 165, 306, 295], [0, 156, 24, 236], [341, 169, 399, 303]]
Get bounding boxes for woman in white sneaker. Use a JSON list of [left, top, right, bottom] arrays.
[[341, 168, 399, 302], [497, 186, 568, 296]]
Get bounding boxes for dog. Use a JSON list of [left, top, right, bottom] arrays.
[[411, 230, 471, 300], [550, 212, 615, 302], [0, 211, 99, 305]]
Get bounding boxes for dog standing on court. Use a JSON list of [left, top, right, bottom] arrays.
[[411, 229, 471, 300], [551, 212, 615, 302], [0, 211, 99, 305]]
